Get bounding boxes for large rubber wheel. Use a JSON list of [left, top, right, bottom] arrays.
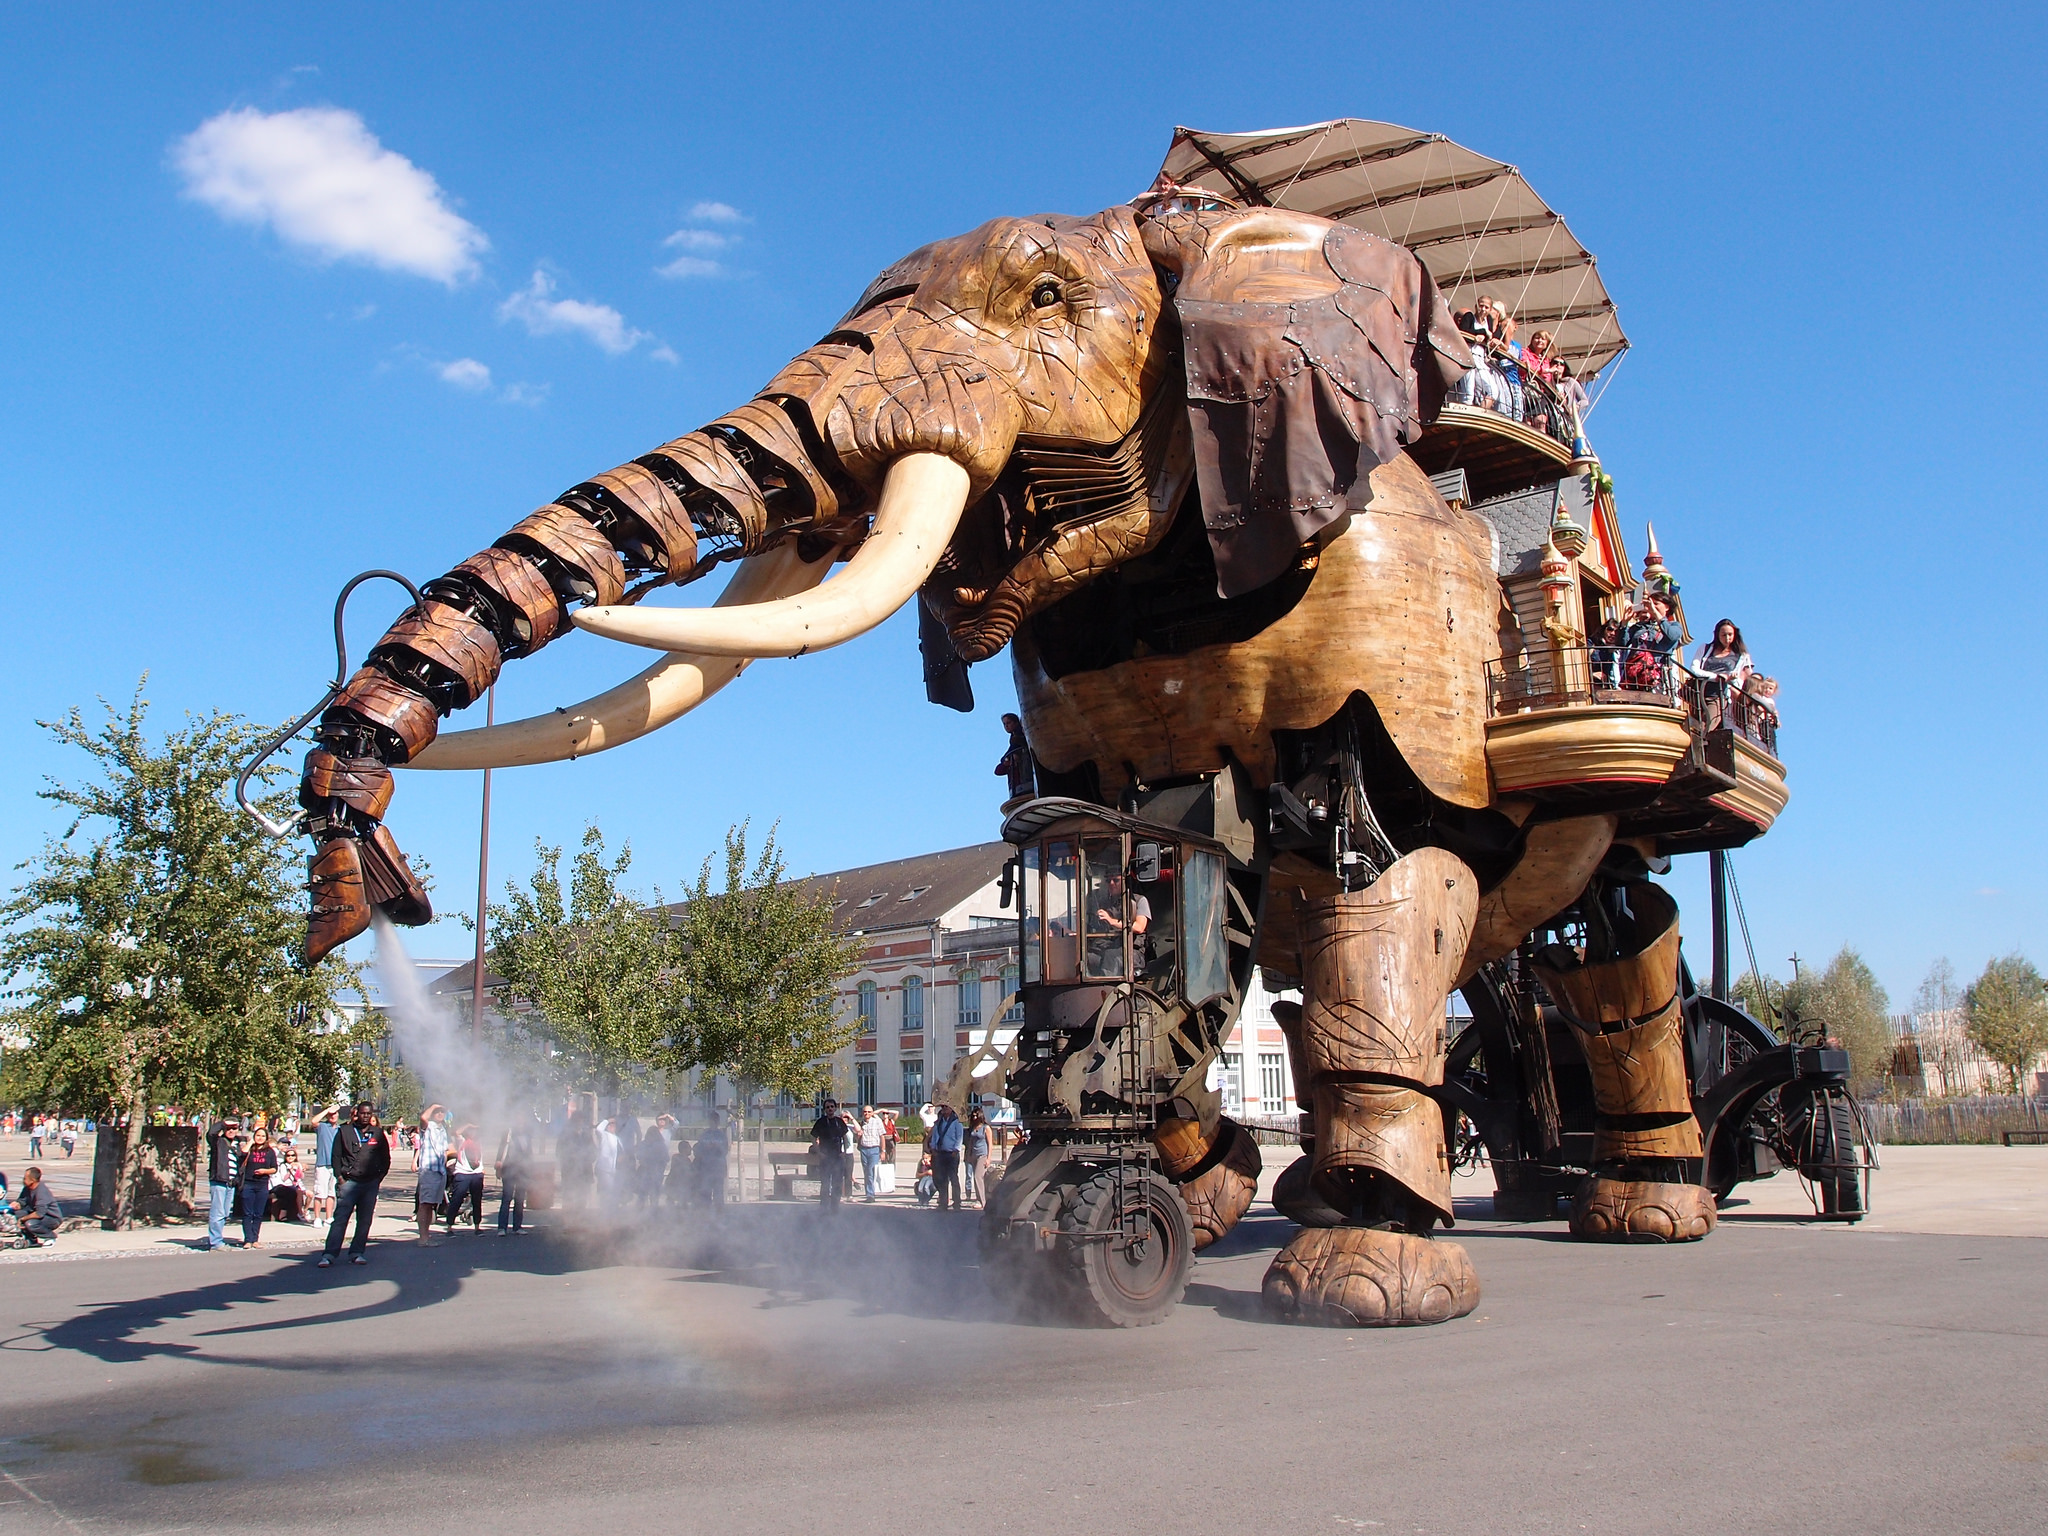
[[1058, 1168, 1192, 1327], [1803, 1093, 1865, 1219]]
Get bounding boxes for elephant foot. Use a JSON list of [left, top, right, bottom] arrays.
[[1569, 1177, 1716, 1242], [1270, 1155, 1346, 1228], [1177, 1120, 1263, 1251], [1262, 1226, 1480, 1327]]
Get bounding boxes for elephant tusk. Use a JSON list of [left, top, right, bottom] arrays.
[[405, 541, 837, 771], [570, 453, 971, 658]]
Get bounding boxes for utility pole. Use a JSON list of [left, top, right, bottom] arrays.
[[1709, 849, 1730, 1001], [471, 684, 494, 1046]]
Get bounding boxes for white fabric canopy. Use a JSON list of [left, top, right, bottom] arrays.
[[1155, 120, 1628, 377]]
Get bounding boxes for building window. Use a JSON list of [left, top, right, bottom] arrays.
[[902, 974, 923, 1033], [1001, 965, 1022, 1022], [855, 1061, 877, 1108], [1220, 1051, 1244, 1114], [901, 1059, 925, 1109], [856, 980, 877, 1029], [959, 969, 982, 1031], [1259, 1051, 1287, 1110]]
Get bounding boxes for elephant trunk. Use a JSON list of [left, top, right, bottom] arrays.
[[301, 366, 885, 963]]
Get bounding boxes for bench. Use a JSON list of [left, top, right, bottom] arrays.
[[2001, 1129, 2048, 1146], [770, 1158, 818, 1199]]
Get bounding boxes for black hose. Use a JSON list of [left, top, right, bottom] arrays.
[[234, 569, 424, 833]]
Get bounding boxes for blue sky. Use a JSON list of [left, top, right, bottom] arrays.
[[1, 2, 2040, 1007]]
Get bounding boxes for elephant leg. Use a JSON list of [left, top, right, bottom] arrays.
[[1531, 881, 1715, 1242], [1154, 1113, 1262, 1251], [1262, 849, 1483, 1327]]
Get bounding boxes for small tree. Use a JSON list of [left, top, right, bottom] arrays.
[[488, 827, 678, 1104], [1732, 969, 1785, 1028], [1912, 957, 1968, 1095], [664, 823, 860, 1131], [1965, 955, 2048, 1094], [0, 685, 359, 1225], [1783, 947, 1893, 1094]]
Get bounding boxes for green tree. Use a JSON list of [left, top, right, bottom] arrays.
[[664, 823, 860, 1128], [487, 827, 679, 1101], [1782, 947, 1893, 1094], [0, 685, 359, 1225], [1964, 955, 2048, 1094], [1732, 969, 1785, 1027]]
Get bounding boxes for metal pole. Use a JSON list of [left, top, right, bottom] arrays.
[[1709, 849, 1730, 1001], [471, 684, 494, 1046]]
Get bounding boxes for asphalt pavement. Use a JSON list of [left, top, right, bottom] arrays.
[[1, 1184, 2042, 1535]]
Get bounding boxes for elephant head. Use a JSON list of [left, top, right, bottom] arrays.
[[295, 186, 1468, 961]]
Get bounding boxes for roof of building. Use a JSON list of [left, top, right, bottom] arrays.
[[430, 841, 1011, 997], [1470, 472, 1596, 579]]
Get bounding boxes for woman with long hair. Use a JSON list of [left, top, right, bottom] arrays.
[[965, 1108, 993, 1208], [238, 1126, 280, 1248]]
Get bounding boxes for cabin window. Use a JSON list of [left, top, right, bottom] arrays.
[[1019, 844, 1041, 984], [1181, 850, 1229, 1006], [1082, 837, 1127, 980], [1043, 838, 1080, 983]]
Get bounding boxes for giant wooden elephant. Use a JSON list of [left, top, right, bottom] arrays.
[[287, 173, 1719, 1326]]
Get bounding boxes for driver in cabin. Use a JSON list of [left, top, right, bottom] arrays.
[[1092, 872, 1151, 973]]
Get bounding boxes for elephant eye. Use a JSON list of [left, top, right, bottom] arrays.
[[1030, 280, 1063, 310]]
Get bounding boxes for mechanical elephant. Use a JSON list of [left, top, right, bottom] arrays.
[[289, 180, 1703, 1325]]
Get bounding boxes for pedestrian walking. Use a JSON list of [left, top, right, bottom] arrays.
[[59, 1122, 78, 1158], [443, 1123, 486, 1232], [309, 1105, 341, 1226], [693, 1121, 729, 1212], [593, 1116, 622, 1207], [10, 1166, 61, 1248], [496, 1120, 536, 1233], [204, 1114, 246, 1249], [810, 1099, 853, 1211], [857, 1105, 886, 1202], [928, 1103, 965, 1211], [319, 1102, 391, 1267], [238, 1126, 279, 1248], [414, 1105, 451, 1244], [966, 1108, 993, 1207], [26, 1117, 44, 1158], [664, 1132, 695, 1209]]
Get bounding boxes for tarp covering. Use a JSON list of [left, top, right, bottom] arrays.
[[1156, 120, 1628, 377]]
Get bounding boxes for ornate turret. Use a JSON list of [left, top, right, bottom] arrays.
[[1640, 521, 1675, 596]]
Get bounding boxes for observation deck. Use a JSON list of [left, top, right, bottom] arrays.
[[1482, 646, 1786, 854]]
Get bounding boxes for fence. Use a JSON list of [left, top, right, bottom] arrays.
[[1857, 1095, 2048, 1146]]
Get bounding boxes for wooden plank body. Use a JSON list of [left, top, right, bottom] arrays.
[[1014, 452, 1499, 806]]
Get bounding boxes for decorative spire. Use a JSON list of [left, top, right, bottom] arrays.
[[1640, 521, 1676, 596], [1549, 493, 1588, 560]]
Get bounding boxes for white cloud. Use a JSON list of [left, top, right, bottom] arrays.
[[173, 106, 487, 284], [657, 253, 725, 279], [497, 269, 653, 355], [657, 218, 742, 279], [664, 228, 732, 252], [689, 201, 747, 224], [438, 357, 492, 391], [500, 381, 549, 407], [649, 344, 679, 365]]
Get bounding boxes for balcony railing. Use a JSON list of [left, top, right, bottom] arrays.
[[1450, 344, 1584, 452], [1487, 645, 1779, 759]]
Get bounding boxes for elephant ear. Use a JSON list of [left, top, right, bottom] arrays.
[[1166, 214, 1470, 597]]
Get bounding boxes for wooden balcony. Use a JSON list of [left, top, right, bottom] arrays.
[[1483, 648, 1788, 852], [1412, 401, 1575, 503]]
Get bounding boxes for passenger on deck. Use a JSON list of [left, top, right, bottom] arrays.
[[1621, 591, 1684, 691], [1521, 331, 1560, 435], [1453, 298, 1506, 412], [1590, 616, 1625, 689], [1694, 620, 1752, 689], [1744, 674, 1781, 722], [1490, 303, 1525, 423], [1556, 360, 1592, 456]]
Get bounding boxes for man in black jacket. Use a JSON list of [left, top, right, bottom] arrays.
[[319, 1102, 391, 1268], [204, 1115, 245, 1250]]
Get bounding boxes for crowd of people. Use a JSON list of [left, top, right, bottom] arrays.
[[4, 1093, 1004, 1254], [1452, 295, 1592, 454]]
